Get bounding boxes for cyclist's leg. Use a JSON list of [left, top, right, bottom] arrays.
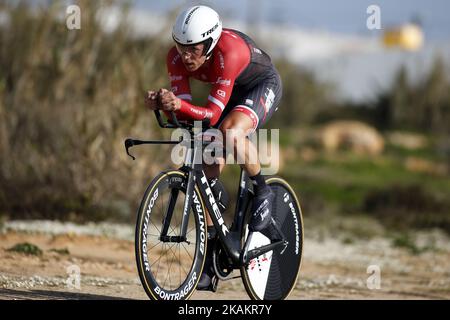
[[220, 73, 283, 231], [219, 107, 274, 232], [198, 109, 256, 291], [218, 111, 260, 174], [201, 91, 243, 227], [218, 71, 282, 170], [207, 109, 263, 215], [198, 73, 283, 289], [204, 71, 282, 190], [198, 95, 251, 291]]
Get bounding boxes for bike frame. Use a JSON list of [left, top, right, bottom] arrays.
[[179, 135, 251, 266], [125, 111, 285, 267]]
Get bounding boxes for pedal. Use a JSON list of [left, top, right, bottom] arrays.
[[211, 276, 219, 293], [196, 275, 219, 292]]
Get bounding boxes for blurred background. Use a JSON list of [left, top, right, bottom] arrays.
[[1, 0, 450, 265]]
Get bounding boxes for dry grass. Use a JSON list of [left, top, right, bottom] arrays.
[[0, 1, 174, 221]]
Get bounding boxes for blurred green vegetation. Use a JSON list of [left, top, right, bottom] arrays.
[[7, 242, 43, 256], [282, 145, 450, 234], [0, 1, 449, 235]]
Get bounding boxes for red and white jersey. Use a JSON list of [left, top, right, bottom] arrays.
[[166, 28, 273, 126]]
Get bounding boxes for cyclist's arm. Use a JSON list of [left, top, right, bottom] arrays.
[[176, 77, 234, 125], [165, 48, 193, 120], [166, 47, 193, 97], [166, 76, 235, 126], [181, 46, 250, 125], [165, 47, 241, 126]]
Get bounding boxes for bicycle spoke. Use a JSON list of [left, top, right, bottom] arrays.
[[150, 242, 171, 267], [149, 219, 162, 235], [166, 235, 191, 278], [151, 258, 164, 273], [179, 244, 181, 285], [155, 242, 164, 280], [147, 233, 162, 238], [187, 225, 195, 235], [163, 244, 176, 288], [150, 241, 177, 268], [147, 194, 193, 287], [180, 243, 194, 262], [148, 241, 162, 251], [167, 240, 181, 262], [169, 224, 177, 235], [150, 252, 163, 269], [167, 243, 189, 276], [150, 243, 175, 286], [152, 240, 192, 289]]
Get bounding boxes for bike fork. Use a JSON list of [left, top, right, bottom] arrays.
[[160, 188, 179, 238], [160, 138, 197, 243]]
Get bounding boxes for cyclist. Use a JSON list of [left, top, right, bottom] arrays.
[[144, 5, 282, 291]]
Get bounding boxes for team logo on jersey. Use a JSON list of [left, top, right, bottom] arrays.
[[253, 47, 262, 54], [171, 55, 181, 65], [260, 88, 275, 112], [218, 52, 225, 69], [217, 90, 226, 98], [190, 107, 204, 116], [205, 110, 213, 118], [171, 86, 178, 93], [216, 77, 231, 86], [169, 74, 183, 81]]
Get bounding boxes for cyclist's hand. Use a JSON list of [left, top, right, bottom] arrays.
[[159, 88, 181, 112], [144, 90, 160, 110]]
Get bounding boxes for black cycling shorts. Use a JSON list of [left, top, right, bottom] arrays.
[[215, 71, 282, 133]]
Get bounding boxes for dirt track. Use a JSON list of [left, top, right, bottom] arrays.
[[1, 221, 449, 300]]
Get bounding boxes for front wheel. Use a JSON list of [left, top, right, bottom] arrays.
[[240, 177, 304, 300], [135, 170, 208, 300]]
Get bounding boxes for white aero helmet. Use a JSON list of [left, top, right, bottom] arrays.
[[172, 6, 222, 56]]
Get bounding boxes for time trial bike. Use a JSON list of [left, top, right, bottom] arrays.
[[125, 111, 303, 300]]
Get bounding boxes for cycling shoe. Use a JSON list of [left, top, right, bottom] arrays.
[[196, 238, 218, 292], [197, 270, 217, 292], [249, 189, 275, 232]]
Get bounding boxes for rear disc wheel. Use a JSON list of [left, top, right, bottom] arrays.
[[240, 177, 304, 300]]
